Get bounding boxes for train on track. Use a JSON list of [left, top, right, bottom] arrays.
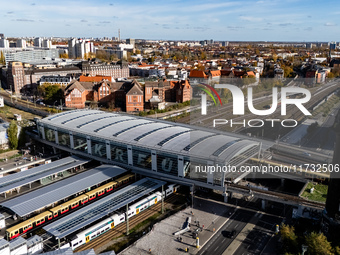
[[6, 173, 135, 240], [70, 184, 179, 250]]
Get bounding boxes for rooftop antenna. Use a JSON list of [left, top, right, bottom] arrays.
[[118, 29, 120, 42]]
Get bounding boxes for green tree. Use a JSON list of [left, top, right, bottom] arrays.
[[280, 224, 298, 253], [39, 83, 64, 105], [7, 120, 18, 149], [305, 232, 333, 255], [283, 66, 294, 78], [0, 51, 5, 65]]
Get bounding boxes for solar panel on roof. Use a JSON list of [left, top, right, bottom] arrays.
[[43, 178, 166, 239], [0, 157, 89, 194], [61, 112, 103, 124], [94, 118, 134, 133], [212, 139, 242, 156], [1, 165, 126, 217], [77, 115, 120, 128], [183, 134, 218, 151], [157, 130, 191, 146], [134, 126, 172, 141], [113, 122, 152, 137]]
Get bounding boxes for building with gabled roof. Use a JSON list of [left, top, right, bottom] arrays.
[[64, 79, 144, 111]]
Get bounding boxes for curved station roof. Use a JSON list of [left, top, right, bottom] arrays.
[[38, 110, 259, 163]]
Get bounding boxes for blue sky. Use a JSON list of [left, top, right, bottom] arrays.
[[1, 0, 339, 41]]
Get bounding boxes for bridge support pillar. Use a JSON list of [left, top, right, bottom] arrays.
[[223, 192, 228, 203], [53, 147, 56, 154], [281, 178, 285, 186], [261, 199, 266, 210]]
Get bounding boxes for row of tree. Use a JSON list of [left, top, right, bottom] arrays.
[[280, 223, 340, 255]]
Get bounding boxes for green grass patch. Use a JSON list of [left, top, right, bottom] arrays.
[[301, 182, 328, 203]]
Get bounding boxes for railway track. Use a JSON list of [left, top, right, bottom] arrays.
[[74, 194, 181, 253], [9, 177, 136, 241], [178, 82, 339, 130], [229, 183, 325, 208]]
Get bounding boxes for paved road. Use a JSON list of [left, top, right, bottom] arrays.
[[197, 208, 255, 255], [302, 103, 340, 154], [234, 214, 282, 255]]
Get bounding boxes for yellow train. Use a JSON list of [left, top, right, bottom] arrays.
[[6, 173, 135, 240]]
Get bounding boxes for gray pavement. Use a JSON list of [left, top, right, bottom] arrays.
[[120, 197, 235, 255]]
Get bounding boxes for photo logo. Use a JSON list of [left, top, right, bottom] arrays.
[[199, 83, 223, 115], [201, 84, 312, 116]]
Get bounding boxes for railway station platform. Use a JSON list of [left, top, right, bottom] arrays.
[[0, 156, 89, 200], [43, 178, 166, 241], [0, 165, 126, 218]]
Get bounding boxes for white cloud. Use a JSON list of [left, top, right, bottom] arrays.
[[239, 16, 263, 22], [324, 22, 336, 26]]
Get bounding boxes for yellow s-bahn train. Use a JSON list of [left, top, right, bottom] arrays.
[[6, 173, 135, 240]]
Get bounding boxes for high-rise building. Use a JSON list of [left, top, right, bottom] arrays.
[[0, 38, 9, 48], [16, 39, 27, 48], [221, 41, 229, 47], [126, 38, 135, 47], [34, 37, 43, 47], [68, 39, 94, 59], [0, 34, 4, 39], [326, 111, 340, 218], [330, 42, 337, 50], [42, 39, 52, 48], [75, 40, 85, 59], [68, 38, 76, 58], [7, 62, 25, 94], [306, 43, 313, 49]]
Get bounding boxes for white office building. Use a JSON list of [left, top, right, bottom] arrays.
[[0, 38, 9, 48], [42, 39, 52, 48], [34, 37, 43, 47], [16, 39, 27, 49]]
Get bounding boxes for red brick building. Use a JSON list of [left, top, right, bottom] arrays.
[[64, 79, 144, 111], [144, 79, 192, 108]]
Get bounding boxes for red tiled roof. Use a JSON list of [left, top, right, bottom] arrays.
[[189, 70, 208, 78], [79, 75, 111, 82], [247, 71, 255, 77], [209, 70, 221, 77]]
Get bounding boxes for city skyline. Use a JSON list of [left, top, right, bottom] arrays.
[[1, 0, 339, 41]]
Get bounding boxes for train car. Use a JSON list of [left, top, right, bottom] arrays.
[[164, 184, 179, 197], [86, 188, 98, 201], [115, 173, 135, 186], [102, 181, 117, 193], [34, 211, 53, 226], [70, 213, 126, 250], [5, 173, 135, 241], [68, 194, 89, 210], [69, 184, 179, 250], [89, 185, 106, 198], [128, 192, 162, 217], [6, 211, 53, 240]]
